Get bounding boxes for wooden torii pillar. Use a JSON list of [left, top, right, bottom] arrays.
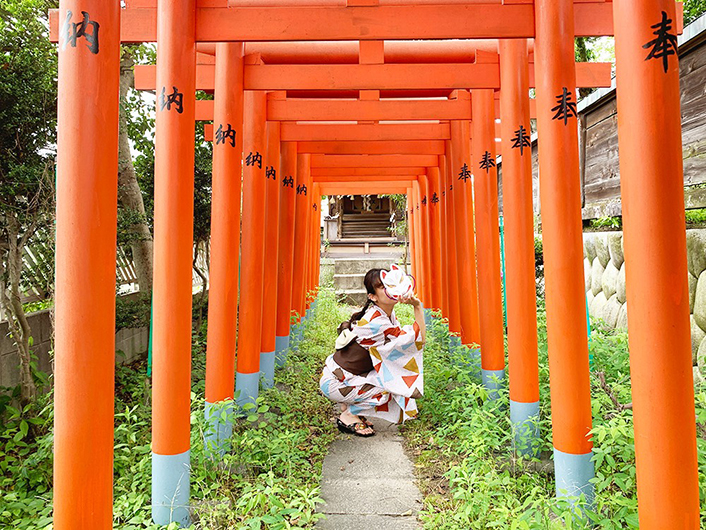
[[54, 2, 120, 528], [499, 39, 540, 455], [204, 42, 244, 457], [613, 0, 699, 526], [150, 0, 196, 525]]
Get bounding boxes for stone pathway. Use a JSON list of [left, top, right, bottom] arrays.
[[316, 418, 422, 529]]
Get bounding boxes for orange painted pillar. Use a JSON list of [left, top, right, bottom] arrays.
[[407, 187, 417, 282], [472, 89, 505, 399], [275, 141, 298, 365], [428, 167, 444, 314], [412, 180, 429, 309], [235, 88, 268, 407], [450, 106, 481, 348], [54, 2, 120, 527], [443, 139, 462, 341], [204, 42, 244, 456], [499, 39, 540, 455], [291, 153, 311, 345], [418, 173, 435, 316], [260, 113, 281, 389], [309, 183, 321, 311], [535, 0, 594, 503], [613, 2, 699, 526], [437, 156, 450, 321], [150, 0, 196, 525]]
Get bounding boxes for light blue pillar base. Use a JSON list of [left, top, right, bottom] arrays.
[[275, 335, 290, 367], [554, 448, 595, 508], [510, 400, 540, 457], [289, 322, 301, 349], [235, 371, 259, 409], [260, 350, 275, 389], [482, 369, 505, 401], [204, 401, 233, 457], [152, 450, 190, 527], [450, 335, 462, 353]]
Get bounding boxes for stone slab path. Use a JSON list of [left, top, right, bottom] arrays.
[[316, 418, 422, 529]]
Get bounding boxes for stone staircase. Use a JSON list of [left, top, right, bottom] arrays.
[[340, 213, 392, 239], [334, 257, 395, 305]]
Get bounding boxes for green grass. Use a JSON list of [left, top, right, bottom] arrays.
[[401, 303, 706, 529], [0, 285, 348, 529]]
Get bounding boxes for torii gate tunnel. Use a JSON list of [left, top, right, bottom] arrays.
[[51, 0, 699, 528]]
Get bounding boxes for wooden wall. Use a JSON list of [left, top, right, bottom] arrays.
[[498, 24, 706, 220]]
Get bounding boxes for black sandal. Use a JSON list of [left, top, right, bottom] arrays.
[[337, 417, 375, 437], [358, 415, 374, 428]]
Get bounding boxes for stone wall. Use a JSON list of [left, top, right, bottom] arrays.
[[584, 229, 706, 371], [0, 308, 148, 393]]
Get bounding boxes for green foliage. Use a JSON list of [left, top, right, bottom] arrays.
[[590, 216, 622, 230], [402, 301, 706, 528], [115, 293, 152, 331], [533, 236, 543, 267], [686, 208, 706, 226], [0, 284, 347, 528], [684, 0, 706, 24], [0, 0, 58, 215]]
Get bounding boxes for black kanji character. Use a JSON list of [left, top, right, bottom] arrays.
[[643, 11, 678, 73], [479, 151, 496, 173], [266, 166, 277, 180], [215, 123, 236, 147], [245, 151, 262, 168], [313, 203, 318, 211], [282, 175, 294, 188], [510, 125, 531, 155], [551, 87, 577, 125], [421, 195, 427, 205], [458, 163, 471, 182], [296, 184, 308, 195], [160, 86, 183, 114], [61, 10, 100, 55], [431, 192, 440, 204]]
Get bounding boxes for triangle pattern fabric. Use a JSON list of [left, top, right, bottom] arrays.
[[402, 374, 419, 388], [403, 358, 419, 374]]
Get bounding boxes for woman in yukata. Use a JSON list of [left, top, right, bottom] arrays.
[[319, 268, 426, 437]]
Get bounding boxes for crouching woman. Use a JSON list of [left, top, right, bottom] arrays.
[[319, 268, 426, 437]]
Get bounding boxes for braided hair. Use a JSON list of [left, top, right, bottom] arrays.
[[345, 268, 386, 328]]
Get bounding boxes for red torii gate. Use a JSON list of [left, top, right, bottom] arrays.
[[51, 1, 697, 529]]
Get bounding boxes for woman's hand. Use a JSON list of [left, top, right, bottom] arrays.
[[399, 292, 422, 308]]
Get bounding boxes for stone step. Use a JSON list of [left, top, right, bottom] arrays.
[[333, 273, 366, 291], [334, 258, 396, 275], [335, 289, 369, 306]]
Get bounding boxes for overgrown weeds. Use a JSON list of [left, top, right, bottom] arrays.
[[401, 303, 706, 529], [0, 285, 347, 529]]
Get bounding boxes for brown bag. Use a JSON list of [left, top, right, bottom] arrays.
[[333, 321, 374, 375]]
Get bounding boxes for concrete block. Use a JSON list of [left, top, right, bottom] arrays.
[[607, 233, 624, 269], [591, 258, 605, 296], [687, 230, 706, 278], [601, 262, 619, 300], [616, 302, 628, 330], [0, 351, 20, 388], [691, 316, 706, 365], [594, 235, 610, 268], [586, 290, 594, 308], [584, 235, 596, 263], [334, 259, 393, 276], [690, 272, 698, 314], [589, 291, 607, 320], [615, 263, 626, 304], [600, 294, 621, 329], [319, 477, 421, 516], [584, 258, 592, 293], [334, 273, 366, 291], [693, 270, 706, 331]]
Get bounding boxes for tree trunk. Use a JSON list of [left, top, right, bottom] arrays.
[[118, 49, 154, 292], [0, 216, 37, 404]]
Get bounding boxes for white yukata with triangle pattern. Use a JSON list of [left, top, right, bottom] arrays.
[[319, 304, 424, 424]]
